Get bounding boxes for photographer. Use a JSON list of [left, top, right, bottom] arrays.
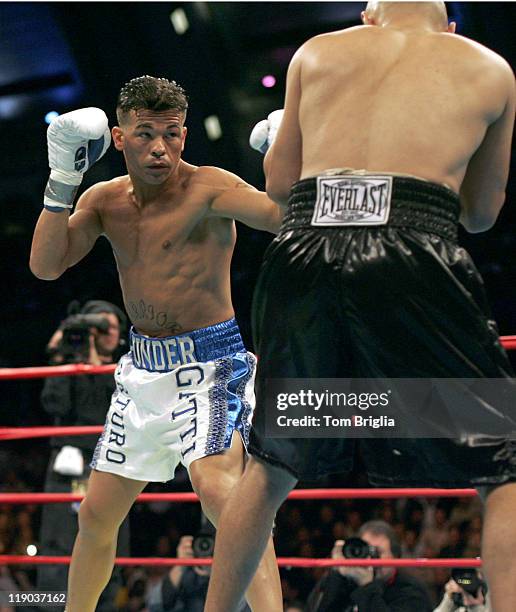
[[147, 520, 250, 612], [306, 520, 432, 612], [433, 570, 491, 612], [36, 300, 129, 611]]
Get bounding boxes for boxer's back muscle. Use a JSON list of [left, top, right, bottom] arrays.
[[299, 26, 509, 192]]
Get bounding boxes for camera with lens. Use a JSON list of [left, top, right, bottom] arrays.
[[342, 537, 380, 559], [451, 568, 487, 607], [59, 314, 110, 363], [192, 531, 215, 558]]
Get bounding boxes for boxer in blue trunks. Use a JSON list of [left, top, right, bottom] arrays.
[[205, 2, 516, 611], [30, 76, 283, 612]]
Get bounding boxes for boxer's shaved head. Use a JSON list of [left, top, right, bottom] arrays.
[[364, 1, 449, 30], [116, 75, 188, 124]]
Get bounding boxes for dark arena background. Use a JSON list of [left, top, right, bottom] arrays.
[[0, 3, 514, 610]]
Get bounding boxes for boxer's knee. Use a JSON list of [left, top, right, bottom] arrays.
[[189, 434, 247, 519], [77, 498, 119, 544], [192, 466, 241, 523], [246, 456, 297, 508], [189, 462, 230, 517]]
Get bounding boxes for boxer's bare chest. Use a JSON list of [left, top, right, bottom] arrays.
[[100, 182, 214, 268]]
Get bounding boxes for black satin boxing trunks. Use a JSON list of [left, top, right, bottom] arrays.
[[249, 175, 516, 486]]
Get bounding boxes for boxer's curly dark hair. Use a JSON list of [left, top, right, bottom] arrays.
[[116, 75, 188, 123]]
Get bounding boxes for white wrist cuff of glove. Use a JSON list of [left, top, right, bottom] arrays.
[[50, 168, 84, 186]]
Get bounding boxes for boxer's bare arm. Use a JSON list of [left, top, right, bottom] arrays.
[[264, 48, 303, 206], [30, 184, 104, 280], [211, 184, 283, 233], [206, 168, 284, 233], [460, 63, 515, 233]]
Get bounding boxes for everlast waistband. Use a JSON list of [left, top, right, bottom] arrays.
[[282, 175, 460, 242], [130, 318, 245, 372]]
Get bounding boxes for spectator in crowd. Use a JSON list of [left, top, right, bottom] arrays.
[[306, 520, 433, 612], [433, 572, 491, 612]]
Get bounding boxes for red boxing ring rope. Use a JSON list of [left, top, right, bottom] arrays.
[[500, 335, 516, 350], [0, 488, 478, 505], [0, 363, 116, 380], [0, 426, 103, 441], [0, 556, 481, 568]]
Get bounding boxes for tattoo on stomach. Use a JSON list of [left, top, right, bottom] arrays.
[[128, 299, 183, 334]]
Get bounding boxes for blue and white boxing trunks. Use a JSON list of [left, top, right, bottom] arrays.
[[91, 318, 256, 482]]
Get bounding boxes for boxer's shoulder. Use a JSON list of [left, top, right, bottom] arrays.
[[76, 175, 129, 211], [189, 165, 249, 197], [441, 35, 514, 116], [299, 24, 377, 53], [191, 165, 239, 185], [445, 32, 511, 66]]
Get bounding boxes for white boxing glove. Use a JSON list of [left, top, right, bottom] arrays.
[[249, 109, 284, 154], [44, 107, 111, 212]]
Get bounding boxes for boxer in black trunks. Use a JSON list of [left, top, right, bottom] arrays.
[[205, 2, 515, 611]]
